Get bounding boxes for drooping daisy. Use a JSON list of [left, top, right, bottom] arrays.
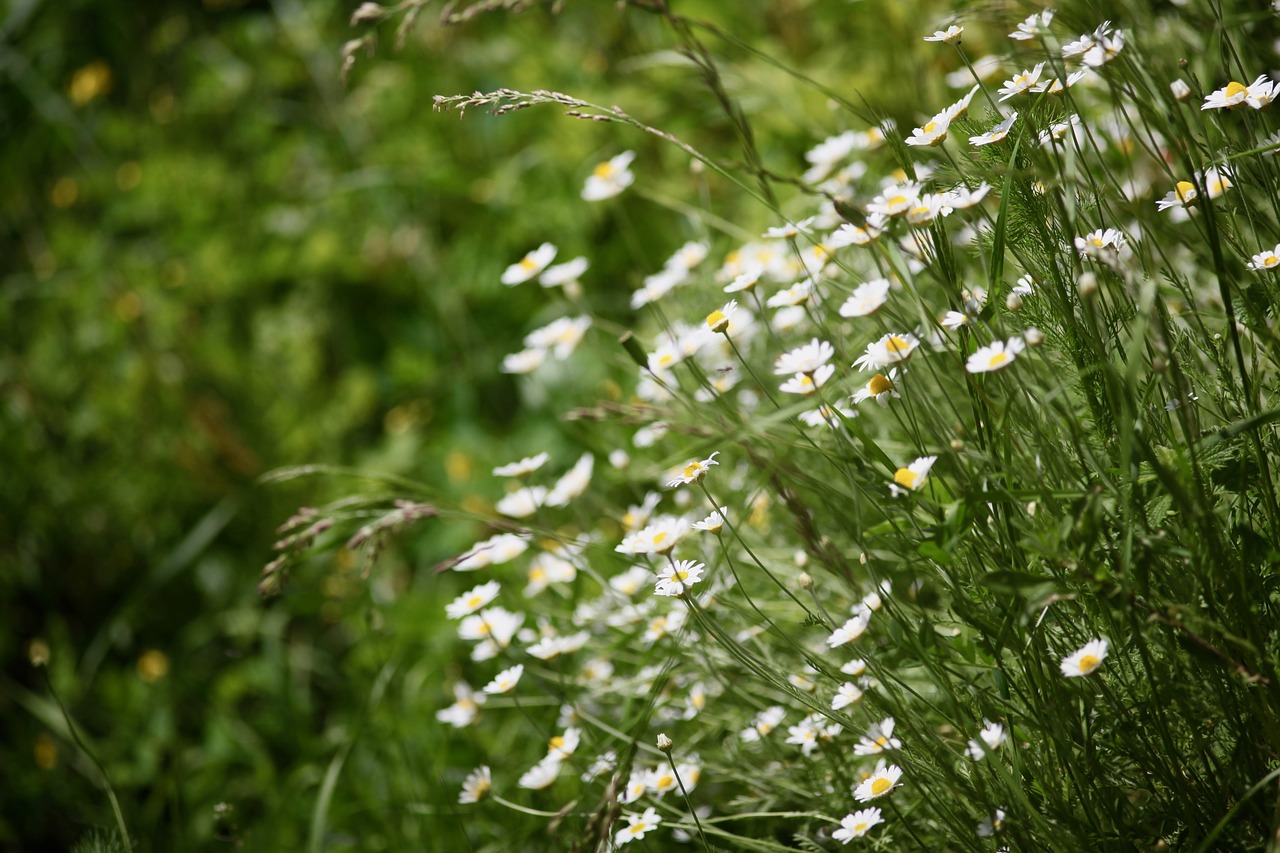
[[614, 807, 662, 846], [854, 717, 902, 755], [1009, 9, 1053, 41], [854, 333, 919, 370], [890, 455, 937, 496], [1246, 243, 1280, 271], [501, 243, 557, 285], [582, 150, 636, 201], [517, 755, 561, 790], [779, 364, 836, 395], [851, 368, 901, 405], [970, 112, 1018, 146], [775, 339, 836, 375], [966, 719, 1008, 760], [667, 451, 721, 487], [458, 766, 492, 804], [654, 559, 707, 597], [833, 807, 884, 843], [966, 337, 1026, 373], [832, 681, 865, 710], [853, 764, 903, 802], [1060, 637, 1109, 677], [493, 452, 550, 478], [923, 25, 963, 43], [482, 663, 524, 695], [445, 580, 502, 620], [838, 279, 892, 318], [826, 613, 870, 648], [997, 63, 1045, 101]]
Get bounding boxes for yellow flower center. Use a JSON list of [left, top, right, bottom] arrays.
[[706, 309, 727, 330], [673, 570, 689, 582], [868, 373, 893, 395], [656, 773, 674, 788], [629, 823, 647, 836], [871, 777, 893, 796], [894, 468, 918, 489], [549, 735, 565, 750], [987, 352, 1011, 370], [474, 779, 491, 797], [1089, 236, 1105, 247], [910, 205, 931, 218], [1208, 178, 1228, 195], [657, 354, 675, 366], [875, 736, 889, 747], [683, 461, 702, 479], [887, 194, 907, 208], [519, 257, 538, 271], [528, 566, 547, 581], [593, 161, 615, 179], [653, 532, 669, 546], [1264, 255, 1279, 268], [923, 121, 937, 134], [886, 336, 911, 353], [854, 822, 869, 832], [1225, 81, 1248, 99], [466, 594, 484, 608], [797, 375, 814, 390], [1175, 181, 1196, 202], [1078, 654, 1100, 672]]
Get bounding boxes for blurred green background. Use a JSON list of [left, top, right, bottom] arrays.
[[0, 0, 950, 847]]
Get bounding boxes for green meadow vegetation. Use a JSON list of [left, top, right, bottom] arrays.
[[6, 0, 1280, 850]]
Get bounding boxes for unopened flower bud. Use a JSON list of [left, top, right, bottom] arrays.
[[1024, 326, 1044, 347], [350, 2, 386, 24], [1005, 292, 1023, 311], [949, 438, 965, 452], [1077, 271, 1098, 298], [656, 733, 673, 752], [28, 639, 50, 667], [798, 571, 814, 589], [1170, 79, 1191, 101]]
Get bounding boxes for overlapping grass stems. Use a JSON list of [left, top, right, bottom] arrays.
[[287, 0, 1280, 848]]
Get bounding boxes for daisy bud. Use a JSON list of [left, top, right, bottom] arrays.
[[28, 639, 50, 667], [794, 550, 810, 568], [798, 572, 814, 589], [1006, 292, 1023, 311], [950, 439, 965, 452], [1170, 79, 1191, 101], [1077, 272, 1098, 298], [1152, 356, 1167, 372], [1024, 327, 1044, 347], [656, 733, 673, 752], [609, 450, 631, 469]]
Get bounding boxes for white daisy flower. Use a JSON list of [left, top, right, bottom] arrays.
[[854, 717, 902, 755], [779, 364, 835, 395], [741, 705, 786, 742], [786, 712, 842, 756], [458, 765, 492, 804], [1060, 637, 1109, 677], [445, 580, 502, 620], [494, 485, 547, 518], [978, 808, 1008, 837], [692, 507, 729, 533], [841, 658, 867, 676], [493, 452, 550, 478], [1202, 79, 1253, 110], [545, 452, 594, 506], [453, 533, 531, 571], [799, 401, 856, 428], [828, 214, 888, 249], [581, 150, 636, 201], [1246, 74, 1277, 109], [654, 559, 706, 597], [616, 515, 690, 556], [500, 348, 546, 374], [905, 193, 954, 226], [970, 112, 1018, 146], [854, 333, 919, 370], [614, 807, 662, 846], [705, 299, 738, 334], [545, 727, 581, 762], [666, 240, 710, 272], [1009, 9, 1053, 41], [853, 764, 903, 802], [435, 681, 485, 728], [517, 755, 561, 790], [838, 279, 891, 318], [481, 663, 524, 694], [890, 455, 937, 496], [867, 182, 921, 217], [826, 613, 870, 647], [803, 131, 860, 184], [1030, 69, 1089, 95], [724, 264, 765, 293], [457, 606, 525, 646], [966, 337, 1026, 373], [998, 63, 1045, 101], [765, 278, 815, 308], [833, 807, 884, 842], [538, 255, 588, 288], [832, 681, 864, 710], [851, 368, 901, 405], [1074, 227, 1127, 257], [501, 243, 557, 285], [667, 451, 720, 487], [775, 339, 836, 374], [923, 25, 963, 43], [525, 316, 592, 360], [966, 719, 1008, 760], [763, 217, 815, 239], [906, 110, 952, 147], [1247, 243, 1280, 271]]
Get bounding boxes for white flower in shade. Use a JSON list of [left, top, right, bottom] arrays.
[[839, 278, 891, 317], [966, 337, 1026, 373], [493, 452, 549, 478], [854, 333, 919, 370], [890, 455, 937, 496], [828, 214, 887, 248], [615, 807, 662, 846], [851, 368, 901, 405], [666, 240, 710, 272], [775, 339, 836, 375], [800, 401, 856, 428], [763, 217, 815, 239], [867, 182, 921, 217], [724, 264, 765, 293], [1247, 243, 1280, 271], [923, 25, 963, 43], [1075, 227, 1129, 264], [500, 347, 546, 374], [765, 278, 815, 308], [779, 364, 836, 395], [692, 507, 729, 533], [841, 658, 867, 676], [947, 54, 1002, 86], [495, 485, 547, 518], [524, 549, 578, 597], [998, 63, 1045, 100], [436, 681, 485, 728], [1012, 274, 1037, 296], [610, 565, 655, 597], [546, 452, 594, 507], [803, 131, 860, 183], [833, 807, 884, 842], [1201, 166, 1233, 199], [667, 451, 720, 487], [501, 243, 557, 285], [457, 606, 525, 647], [786, 713, 842, 755], [905, 193, 954, 226], [854, 717, 902, 755], [445, 580, 502, 620], [631, 266, 686, 309], [539, 255, 588, 289], [970, 112, 1018, 146], [906, 110, 952, 147], [527, 631, 589, 660], [1170, 79, 1191, 101], [621, 492, 662, 532], [580, 751, 617, 782], [1009, 9, 1053, 40], [582, 150, 636, 201], [978, 808, 1008, 837], [1031, 69, 1089, 94], [1060, 637, 1109, 677], [545, 727, 581, 762], [517, 755, 561, 790], [654, 559, 707, 597], [617, 515, 690, 556], [618, 771, 648, 804], [741, 705, 786, 742], [826, 613, 870, 647], [966, 719, 1008, 759], [832, 681, 865, 710], [458, 765, 492, 804], [482, 663, 524, 695], [853, 764, 903, 802], [525, 316, 592, 360], [454, 533, 531, 571], [941, 310, 972, 330]]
